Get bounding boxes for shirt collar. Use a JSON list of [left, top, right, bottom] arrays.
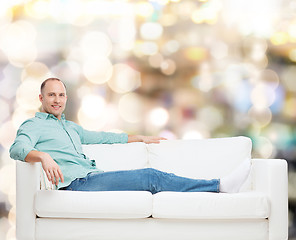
[[35, 112, 66, 120]]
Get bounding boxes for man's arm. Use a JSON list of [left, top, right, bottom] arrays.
[[10, 119, 63, 186], [24, 150, 64, 186], [73, 121, 166, 145], [128, 135, 166, 144]]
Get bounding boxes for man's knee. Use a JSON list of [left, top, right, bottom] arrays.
[[143, 168, 166, 179], [143, 167, 154, 174], [142, 168, 159, 177]]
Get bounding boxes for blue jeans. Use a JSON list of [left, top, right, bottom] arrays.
[[61, 168, 220, 194]]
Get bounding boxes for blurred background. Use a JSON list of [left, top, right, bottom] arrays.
[[0, 0, 296, 239]]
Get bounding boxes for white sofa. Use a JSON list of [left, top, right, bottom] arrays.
[[15, 136, 288, 240]]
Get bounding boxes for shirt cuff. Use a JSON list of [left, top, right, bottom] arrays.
[[10, 143, 37, 161], [121, 133, 129, 143]]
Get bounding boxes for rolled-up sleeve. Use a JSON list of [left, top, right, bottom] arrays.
[[71, 122, 128, 145], [9, 120, 39, 161]]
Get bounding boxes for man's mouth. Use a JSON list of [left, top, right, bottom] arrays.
[[52, 105, 61, 110]]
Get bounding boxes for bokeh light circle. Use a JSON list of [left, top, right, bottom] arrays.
[[108, 64, 141, 93], [77, 95, 107, 130], [81, 31, 112, 58], [148, 107, 169, 127], [118, 93, 143, 123], [83, 57, 113, 84]]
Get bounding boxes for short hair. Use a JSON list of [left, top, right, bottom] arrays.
[[40, 78, 67, 94]]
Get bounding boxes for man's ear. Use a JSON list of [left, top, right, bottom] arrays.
[[39, 94, 43, 103]]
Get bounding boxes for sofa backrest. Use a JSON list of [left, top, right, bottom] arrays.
[[147, 136, 252, 179], [82, 136, 252, 180], [82, 142, 148, 171]]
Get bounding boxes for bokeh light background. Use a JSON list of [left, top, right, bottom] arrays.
[[0, 0, 296, 239]]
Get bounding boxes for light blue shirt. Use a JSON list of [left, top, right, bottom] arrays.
[[9, 112, 128, 189]]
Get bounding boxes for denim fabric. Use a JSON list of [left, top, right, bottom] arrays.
[[61, 168, 220, 194]]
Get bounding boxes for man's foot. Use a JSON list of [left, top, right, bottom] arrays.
[[219, 158, 251, 193]]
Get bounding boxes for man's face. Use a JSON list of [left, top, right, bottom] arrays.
[[39, 80, 67, 120]]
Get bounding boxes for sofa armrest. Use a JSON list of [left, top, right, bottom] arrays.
[[251, 158, 288, 240], [16, 161, 40, 240]]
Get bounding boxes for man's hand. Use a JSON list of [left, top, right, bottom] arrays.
[[128, 135, 167, 144], [140, 136, 167, 144], [25, 150, 64, 186], [40, 152, 64, 186]]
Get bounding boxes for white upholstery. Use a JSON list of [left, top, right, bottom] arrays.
[[148, 137, 252, 179], [34, 190, 269, 220], [252, 159, 289, 240], [16, 161, 40, 240], [35, 190, 152, 219], [153, 192, 269, 219], [35, 218, 269, 240], [82, 142, 148, 171], [15, 137, 288, 240]]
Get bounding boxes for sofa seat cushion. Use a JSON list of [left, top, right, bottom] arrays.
[[34, 190, 152, 219], [153, 192, 269, 219]]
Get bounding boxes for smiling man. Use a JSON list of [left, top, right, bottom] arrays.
[[39, 78, 67, 120], [10, 77, 250, 194]]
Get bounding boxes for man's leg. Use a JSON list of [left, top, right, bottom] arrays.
[[63, 168, 220, 193]]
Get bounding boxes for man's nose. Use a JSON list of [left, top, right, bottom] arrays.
[[54, 96, 61, 103]]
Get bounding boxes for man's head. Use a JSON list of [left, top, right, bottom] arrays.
[[39, 78, 67, 120]]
